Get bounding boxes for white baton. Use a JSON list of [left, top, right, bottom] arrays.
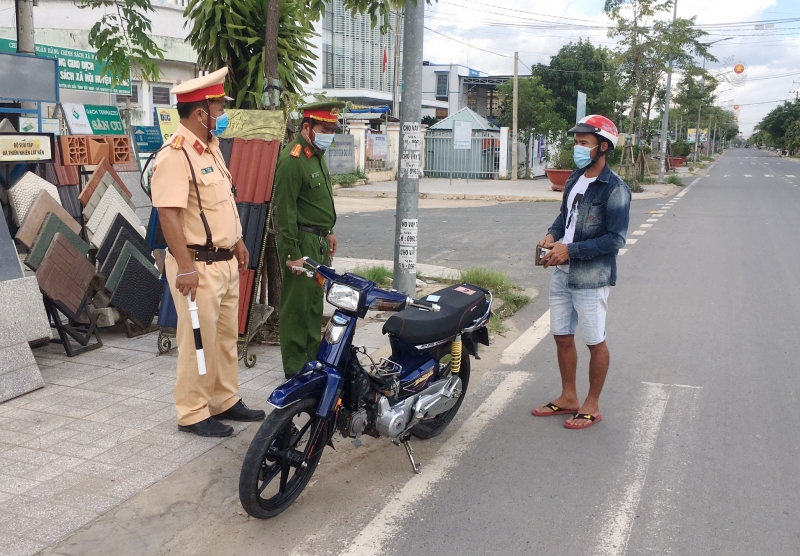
[[187, 298, 207, 375]]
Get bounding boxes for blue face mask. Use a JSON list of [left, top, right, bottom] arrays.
[[573, 145, 597, 168], [210, 112, 229, 137], [313, 132, 335, 151]]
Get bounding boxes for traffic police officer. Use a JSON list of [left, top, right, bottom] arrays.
[[274, 101, 344, 377], [151, 67, 265, 437]]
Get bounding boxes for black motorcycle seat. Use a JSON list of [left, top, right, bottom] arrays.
[[382, 284, 488, 345]]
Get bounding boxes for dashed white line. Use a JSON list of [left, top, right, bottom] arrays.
[[632, 230, 646, 236], [640, 224, 653, 228], [626, 238, 638, 244], [647, 218, 659, 222], [744, 175, 752, 177], [764, 174, 774, 177], [500, 310, 551, 366], [618, 248, 628, 256], [787, 175, 796, 178]]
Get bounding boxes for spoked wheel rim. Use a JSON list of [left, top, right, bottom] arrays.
[[256, 406, 324, 510]]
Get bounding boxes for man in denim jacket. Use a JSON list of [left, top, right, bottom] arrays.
[[532, 115, 631, 429]]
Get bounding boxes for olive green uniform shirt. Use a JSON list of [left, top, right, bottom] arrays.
[[274, 134, 337, 261]]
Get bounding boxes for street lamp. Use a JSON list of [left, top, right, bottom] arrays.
[[693, 37, 734, 162]]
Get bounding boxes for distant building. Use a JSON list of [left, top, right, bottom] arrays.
[[421, 63, 509, 123]]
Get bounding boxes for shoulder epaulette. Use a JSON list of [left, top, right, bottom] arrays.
[[170, 135, 185, 150], [290, 144, 302, 158]]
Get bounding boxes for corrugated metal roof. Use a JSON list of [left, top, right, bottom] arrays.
[[229, 138, 281, 203], [428, 107, 498, 131]]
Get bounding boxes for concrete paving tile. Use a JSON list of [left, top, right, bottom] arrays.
[[45, 440, 108, 459], [62, 420, 123, 436], [137, 444, 178, 459], [32, 356, 60, 367], [21, 427, 81, 449], [0, 429, 37, 445], [113, 453, 182, 475], [90, 440, 150, 465], [69, 347, 159, 370], [0, 416, 34, 432], [70, 460, 123, 480], [24, 459, 86, 485], [92, 427, 143, 449], [5, 384, 68, 402], [102, 469, 161, 499], [21, 508, 98, 545], [50, 489, 121, 514], [34, 405, 96, 419], [128, 429, 192, 449], [0, 533, 47, 556], [0, 458, 41, 479], [134, 382, 175, 402], [0, 475, 40, 495], [1, 446, 62, 465], [22, 471, 87, 500], [0, 512, 39, 535]]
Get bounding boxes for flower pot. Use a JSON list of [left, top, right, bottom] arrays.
[[545, 168, 573, 191], [667, 157, 683, 170]]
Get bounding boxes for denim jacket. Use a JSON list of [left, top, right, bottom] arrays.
[[547, 163, 631, 288]]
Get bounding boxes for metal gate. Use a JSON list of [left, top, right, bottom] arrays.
[[424, 130, 504, 179]]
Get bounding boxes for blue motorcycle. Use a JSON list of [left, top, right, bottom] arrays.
[[239, 257, 492, 518]]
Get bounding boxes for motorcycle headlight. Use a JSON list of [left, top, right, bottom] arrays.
[[327, 282, 362, 312]]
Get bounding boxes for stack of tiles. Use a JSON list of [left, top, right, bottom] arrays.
[[97, 216, 151, 268], [105, 241, 159, 293], [235, 202, 268, 270], [52, 140, 80, 186], [99, 231, 155, 279], [35, 233, 95, 319], [59, 136, 89, 166], [238, 270, 256, 335], [0, 208, 24, 282], [57, 186, 82, 221], [0, 327, 44, 404], [85, 187, 142, 248], [79, 158, 133, 214], [109, 257, 163, 327], [24, 212, 89, 271], [8, 172, 63, 226], [15, 190, 81, 249]]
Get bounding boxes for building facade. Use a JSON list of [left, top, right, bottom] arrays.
[[421, 63, 500, 121], [0, 0, 198, 127]]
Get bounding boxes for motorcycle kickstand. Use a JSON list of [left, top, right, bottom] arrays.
[[393, 436, 422, 474]]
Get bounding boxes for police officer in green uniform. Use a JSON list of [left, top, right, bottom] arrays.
[[274, 101, 345, 378]]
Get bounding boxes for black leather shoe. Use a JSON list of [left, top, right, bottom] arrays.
[[213, 400, 266, 422], [178, 417, 233, 437]]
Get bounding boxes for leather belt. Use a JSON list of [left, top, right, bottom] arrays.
[[298, 224, 328, 237], [186, 245, 234, 263]]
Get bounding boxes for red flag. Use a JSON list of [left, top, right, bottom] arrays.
[[382, 47, 388, 73]]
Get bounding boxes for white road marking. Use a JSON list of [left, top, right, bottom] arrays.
[[500, 310, 551, 365], [647, 218, 659, 222], [744, 175, 752, 177], [764, 174, 774, 177], [593, 382, 671, 556], [618, 248, 628, 256], [640, 224, 653, 228], [626, 238, 638, 244], [642, 381, 703, 389], [632, 230, 646, 236], [787, 174, 796, 178], [338, 371, 534, 556]]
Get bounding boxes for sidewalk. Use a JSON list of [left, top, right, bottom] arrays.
[[0, 259, 458, 556], [335, 176, 680, 202]]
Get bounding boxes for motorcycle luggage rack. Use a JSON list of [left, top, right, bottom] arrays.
[[354, 347, 402, 378]]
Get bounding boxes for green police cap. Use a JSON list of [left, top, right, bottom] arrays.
[[300, 101, 346, 128]]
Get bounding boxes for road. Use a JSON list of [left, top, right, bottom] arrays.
[[45, 149, 800, 555]]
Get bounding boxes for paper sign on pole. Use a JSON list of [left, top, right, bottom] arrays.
[[576, 92, 587, 123], [453, 120, 471, 149]]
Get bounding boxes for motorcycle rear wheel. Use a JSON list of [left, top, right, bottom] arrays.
[[411, 352, 470, 440], [239, 398, 327, 519]]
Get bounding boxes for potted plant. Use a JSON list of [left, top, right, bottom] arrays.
[[545, 134, 576, 191]]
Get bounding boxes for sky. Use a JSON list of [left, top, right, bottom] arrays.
[[417, 0, 800, 137]]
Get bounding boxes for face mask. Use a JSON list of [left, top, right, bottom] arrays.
[[573, 145, 597, 168], [313, 132, 335, 151], [201, 110, 229, 137]]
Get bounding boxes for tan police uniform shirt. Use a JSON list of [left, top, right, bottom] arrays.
[[151, 123, 242, 249]]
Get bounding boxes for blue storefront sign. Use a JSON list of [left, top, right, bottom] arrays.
[[133, 125, 163, 153]]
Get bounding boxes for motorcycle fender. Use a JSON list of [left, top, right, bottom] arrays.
[[464, 327, 490, 355], [267, 367, 328, 409]]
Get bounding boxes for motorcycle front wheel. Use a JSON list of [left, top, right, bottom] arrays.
[[239, 398, 327, 519], [411, 351, 470, 440]]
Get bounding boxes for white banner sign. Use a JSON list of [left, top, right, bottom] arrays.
[[453, 120, 472, 150]]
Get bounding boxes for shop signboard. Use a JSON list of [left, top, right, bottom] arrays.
[[155, 108, 180, 143], [18, 117, 60, 135], [0, 133, 55, 162], [133, 126, 163, 153], [325, 134, 355, 174], [0, 38, 130, 95], [220, 109, 285, 141], [63, 104, 125, 135]]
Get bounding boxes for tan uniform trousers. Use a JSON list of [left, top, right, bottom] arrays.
[[165, 253, 240, 426]]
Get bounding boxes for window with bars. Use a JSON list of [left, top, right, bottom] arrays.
[[436, 73, 448, 98], [151, 84, 172, 106], [115, 82, 140, 105]]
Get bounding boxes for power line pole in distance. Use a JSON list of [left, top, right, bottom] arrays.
[[657, 0, 678, 183], [393, 0, 423, 296], [512, 52, 519, 181]]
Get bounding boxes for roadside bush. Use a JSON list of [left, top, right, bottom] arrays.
[[667, 174, 683, 186], [331, 169, 368, 188], [671, 141, 691, 157]]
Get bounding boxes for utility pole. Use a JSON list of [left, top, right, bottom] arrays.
[[391, 9, 404, 119], [657, 0, 678, 183], [393, 0, 423, 295], [15, 0, 35, 54], [693, 59, 705, 163], [511, 52, 519, 181]]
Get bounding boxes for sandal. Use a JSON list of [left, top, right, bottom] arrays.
[[532, 402, 578, 417], [564, 413, 602, 429]]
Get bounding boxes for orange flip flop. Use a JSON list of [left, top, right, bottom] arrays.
[[564, 413, 602, 429], [532, 402, 578, 417]]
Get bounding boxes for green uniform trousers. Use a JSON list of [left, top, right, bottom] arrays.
[[279, 231, 331, 377]]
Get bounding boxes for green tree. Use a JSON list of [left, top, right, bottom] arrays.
[[534, 39, 620, 126], [755, 100, 800, 151], [498, 77, 569, 176], [604, 0, 713, 136], [77, 0, 165, 84]]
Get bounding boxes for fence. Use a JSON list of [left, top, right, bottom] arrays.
[[423, 130, 505, 179]]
